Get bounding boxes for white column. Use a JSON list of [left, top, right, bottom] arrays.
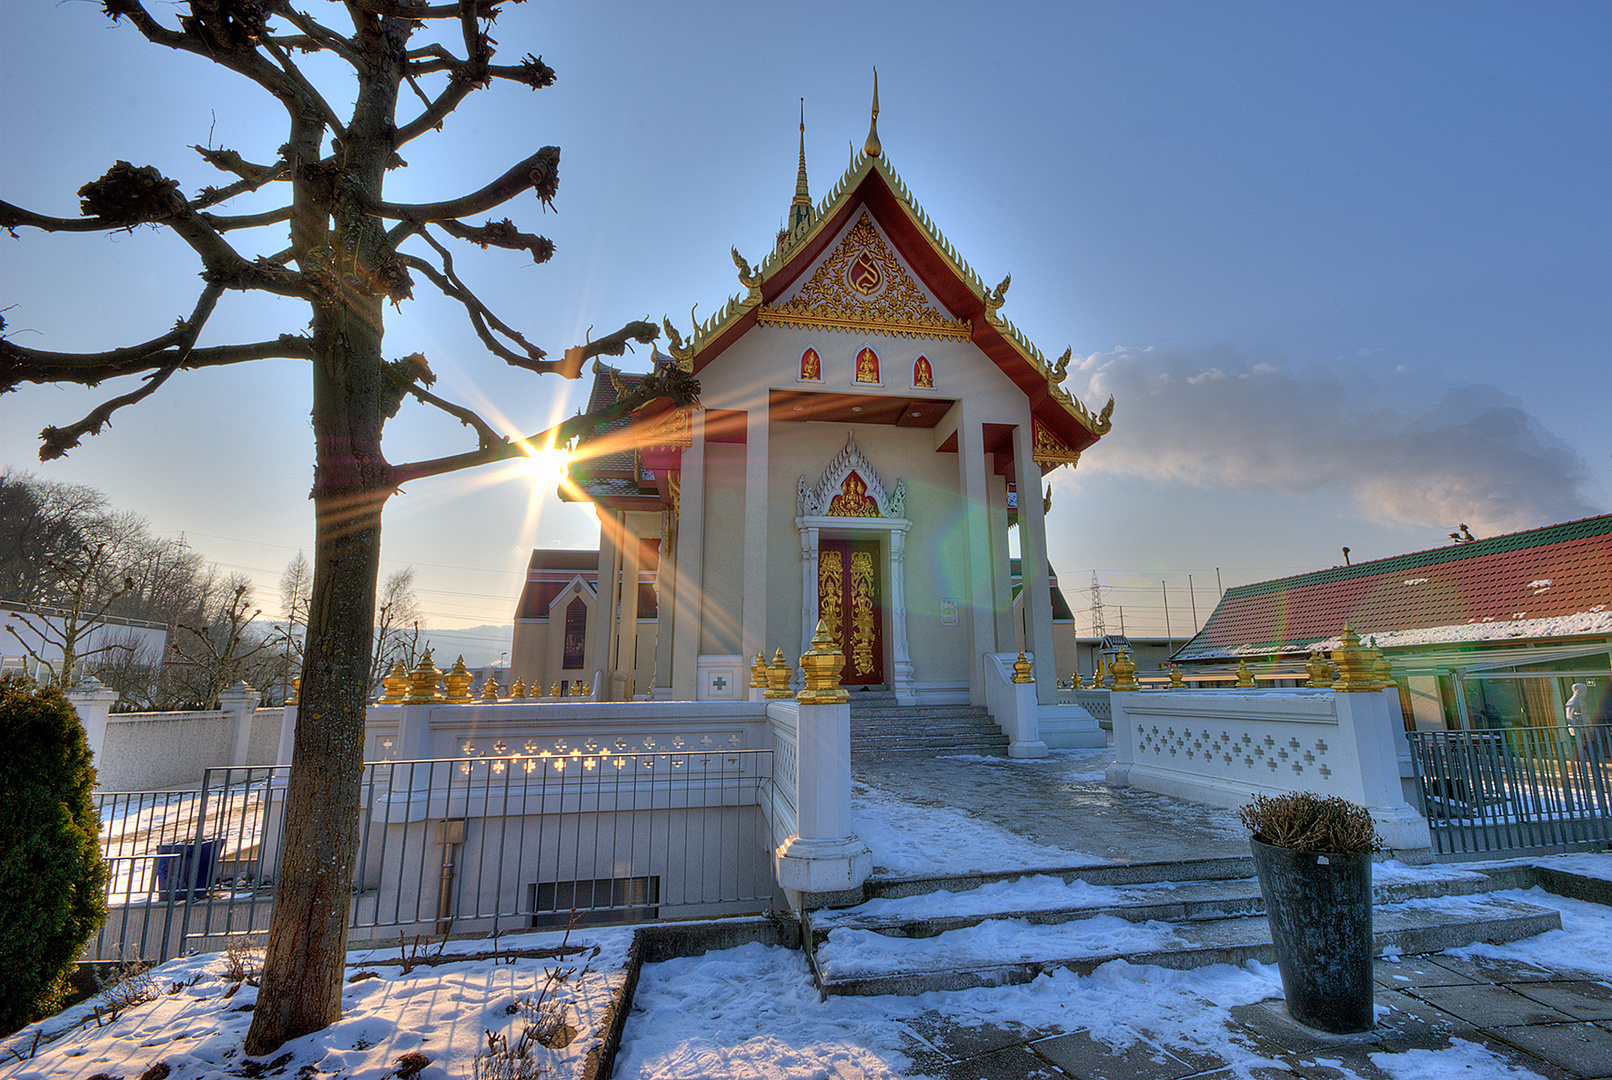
[[1013, 422, 1058, 706], [988, 471, 1014, 651], [799, 524, 820, 664], [671, 411, 707, 701], [66, 675, 119, 772], [742, 407, 770, 669], [888, 527, 917, 705], [614, 515, 643, 700], [652, 502, 678, 699], [589, 508, 622, 698], [219, 680, 262, 768], [958, 413, 996, 706], [1333, 688, 1433, 853], [774, 697, 872, 906]]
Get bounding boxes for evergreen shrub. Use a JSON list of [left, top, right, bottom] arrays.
[[0, 675, 108, 1033]]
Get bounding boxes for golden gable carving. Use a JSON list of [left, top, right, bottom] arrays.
[[757, 211, 972, 340]]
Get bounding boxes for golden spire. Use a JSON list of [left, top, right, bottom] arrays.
[[863, 68, 881, 158], [790, 98, 812, 231]]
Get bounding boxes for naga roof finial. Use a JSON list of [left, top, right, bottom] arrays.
[[864, 68, 882, 158]]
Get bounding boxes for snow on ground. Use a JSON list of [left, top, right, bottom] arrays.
[[851, 787, 1107, 876], [816, 915, 1186, 979], [811, 874, 1147, 926], [3, 928, 635, 1080]]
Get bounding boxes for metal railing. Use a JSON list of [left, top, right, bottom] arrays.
[[1407, 726, 1612, 857], [91, 749, 776, 962]]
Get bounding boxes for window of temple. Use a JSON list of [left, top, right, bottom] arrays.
[[562, 595, 587, 669], [799, 346, 821, 381]]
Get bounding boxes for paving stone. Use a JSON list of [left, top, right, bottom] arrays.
[[1510, 980, 1612, 1022], [927, 1044, 1071, 1079], [1227, 998, 1385, 1055], [1414, 982, 1577, 1027], [1373, 953, 1481, 990], [1372, 988, 1472, 1052], [1488, 1021, 1612, 1076], [1031, 1029, 1198, 1080], [1427, 952, 1564, 984], [904, 1012, 1044, 1061]]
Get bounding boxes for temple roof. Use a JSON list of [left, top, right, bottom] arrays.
[[1174, 515, 1612, 663], [661, 106, 1112, 459]]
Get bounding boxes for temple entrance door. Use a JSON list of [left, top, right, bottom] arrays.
[[818, 539, 885, 686]]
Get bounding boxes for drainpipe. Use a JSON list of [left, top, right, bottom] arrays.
[[437, 819, 465, 935]]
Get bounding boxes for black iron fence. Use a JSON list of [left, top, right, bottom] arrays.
[[1407, 725, 1612, 857], [91, 749, 776, 962]]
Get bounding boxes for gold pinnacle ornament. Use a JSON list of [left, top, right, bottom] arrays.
[[406, 650, 441, 703], [1235, 660, 1256, 688], [798, 620, 849, 704], [444, 656, 473, 703], [510, 677, 527, 699], [1012, 651, 1034, 684], [1304, 649, 1334, 688], [381, 661, 408, 703], [750, 650, 768, 688], [1331, 624, 1379, 692], [1168, 665, 1185, 689], [481, 674, 500, 701], [549, 681, 561, 698], [765, 648, 794, 699], [1110, 650, 1139, 691], [1369, 638, 1393, 687], [287, 677, 300, 706], [570, 679, 587, 697]]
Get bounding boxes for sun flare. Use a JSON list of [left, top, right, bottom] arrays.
[[519, 445, 571, 490]]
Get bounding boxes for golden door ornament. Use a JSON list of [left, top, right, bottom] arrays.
[[819, 550, 844, 651], [828, 471, 881, 517], [850, 550, 876, 676]]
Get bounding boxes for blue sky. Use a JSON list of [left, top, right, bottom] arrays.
[[3, 2, 1607, 645]]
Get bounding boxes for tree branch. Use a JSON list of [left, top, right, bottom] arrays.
[[261, 37, 348, 142], [401, 242, 549, 371], [382, 352, 505, 450], [369, 146, 558, 221], [274, 4, 365, 68], [3, 284, 221, 389], [389, 357, 698, 486], [435, 217, 553, 264]]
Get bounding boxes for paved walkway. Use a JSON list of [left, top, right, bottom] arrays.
[[880, 953, 1612, 1079], [847, 748, 1612, 1078], [855, 748, 1251, 865]]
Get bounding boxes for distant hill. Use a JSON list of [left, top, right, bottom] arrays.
[[415, 624, 513, 667]]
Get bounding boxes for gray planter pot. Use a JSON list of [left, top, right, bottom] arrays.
[[1250, 836, 1374, 1033]]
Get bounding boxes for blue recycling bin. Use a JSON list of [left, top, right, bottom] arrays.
[[152, 838, 223, 900]]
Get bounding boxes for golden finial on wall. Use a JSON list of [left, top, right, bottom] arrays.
[[1111, 650, 1139, 691], [1331, 624, 1378, 692], [406, 650, 441, 703], [511, 677, 527, 699], [1235, 660, 1256, 688], [798, 620, 849, 704], [764, 647, 794, 699], [549, 680, 561, 698], [1168, 665, 1185, 689], [445, 656, 473, 703], [381, 661, 408, 703], [750, 651, 768, 688], [481, 674, 500, 701], [1012, 651, 1034, 684]]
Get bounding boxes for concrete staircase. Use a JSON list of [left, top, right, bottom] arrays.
[[848, 689, 1009, 758], [802, 857, 1568, 997]]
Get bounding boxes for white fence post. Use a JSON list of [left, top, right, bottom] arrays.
[[982, 652, 1049, 758], [219, 681, 261, 768], [1333, 688, 1433, 851], [774, 625, 871, 908], [67, 675, 119, 770]]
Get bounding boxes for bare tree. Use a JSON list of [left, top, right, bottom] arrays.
[[2, 2, 696, 1051], [170, 576, 276, 709], [276, 551, 314, 702], [370, 566, 421, 692], [2, 541, 136, 687]]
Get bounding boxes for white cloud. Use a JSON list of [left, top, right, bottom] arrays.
[[1072, 346, 1600, 536]]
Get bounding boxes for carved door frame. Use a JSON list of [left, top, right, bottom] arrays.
[[797, 518, 914, 704]]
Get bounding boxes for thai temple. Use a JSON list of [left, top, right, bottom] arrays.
[[512, 82, 1112, 720]]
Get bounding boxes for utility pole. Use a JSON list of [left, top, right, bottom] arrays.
[[1163, 581, 1173, 652], [1188, 573, 1199, 632]]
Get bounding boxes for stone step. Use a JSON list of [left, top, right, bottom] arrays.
[[850, 706, 991, 721], [809, 863, 1505, 948], [851, 736, 1009, 752], [851, 722, 1006, 737], [809, 894, 1562, 997]]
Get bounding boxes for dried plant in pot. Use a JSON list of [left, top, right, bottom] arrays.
[[1239, 792, 1383, 1035]]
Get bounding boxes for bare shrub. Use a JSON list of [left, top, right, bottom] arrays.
[[1239, 792, 1382, 854]]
